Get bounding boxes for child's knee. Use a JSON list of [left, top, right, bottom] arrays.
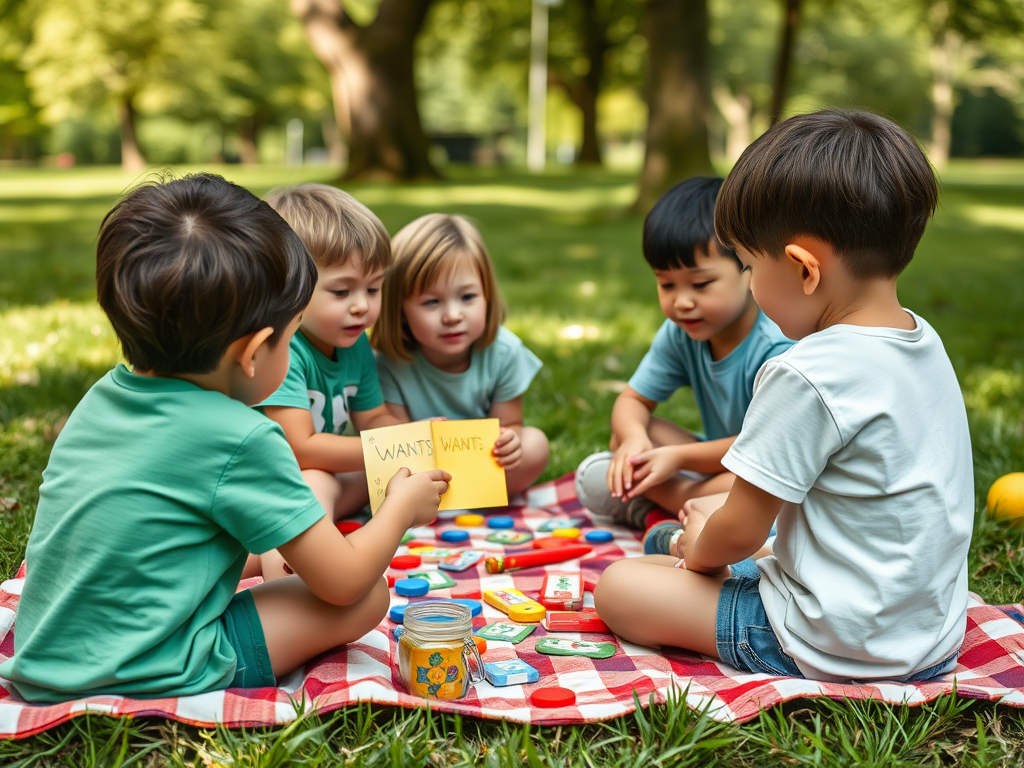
[[523, 427, 550, 465], [593, 560, 634, 626]]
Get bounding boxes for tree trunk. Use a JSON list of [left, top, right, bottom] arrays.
[[768, 0, 802, 126], [238, 116, 259, 165], [119, 97, 146, 173], [575, 0, 607, 165], [927, 3, 956, 166], [634, 0, 715, 212], [712, 83, 752, 162], [291, 0, 438, 181]]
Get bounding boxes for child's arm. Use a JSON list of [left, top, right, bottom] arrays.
[[264, 406, 363, 474], [384, 402, 412, 422], [278, 467, 451, 605], [679, 477, 781, 573], [607, 387, 658, 499], [351, 404, 403, 431], [489, 397, 525, 471], [622, 437, 737, 501]]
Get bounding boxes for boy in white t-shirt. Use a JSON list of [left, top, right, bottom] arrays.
[[595, 109, 974, 682]]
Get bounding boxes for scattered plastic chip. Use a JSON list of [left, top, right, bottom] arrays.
[[584, 529, 613, 543], [390, 554, 421, 570], [386, 575, 396, 588], [552, 527, 582, 539], [487, 516, 515, 529], [455, 513, 485, 527], [394, 578, 430, 597], [531, 687, 576, 708], [473, 635, 487, 655], [487, 530, 533, 545], [449, 598, 482, 617], [336, 520, 363, 535], [439, 530, 470, 544]]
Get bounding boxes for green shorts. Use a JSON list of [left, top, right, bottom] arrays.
[[222, 589, 276, 689]]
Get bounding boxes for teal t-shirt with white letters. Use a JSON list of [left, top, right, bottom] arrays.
[[261, 330, 384, 433], [1, 365, 325, 702]]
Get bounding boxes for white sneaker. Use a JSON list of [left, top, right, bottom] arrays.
[[574, 451, 626, 525]]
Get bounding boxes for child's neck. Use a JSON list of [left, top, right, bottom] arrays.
[[300, 327, 337, 361], [818, 278, 914, 332], [419, 343, 473, 374], [707, 298, 759, 361]]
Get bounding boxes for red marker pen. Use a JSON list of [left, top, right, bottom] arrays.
[[484, 545, 592, 574]]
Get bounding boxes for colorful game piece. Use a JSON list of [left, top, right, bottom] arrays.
[[474, 622, 536, 644], [407, 544, 437, 554], [484, 659, 539, 686], [583, 578, 599, 594], [473, 636, 487, 654], [538, 517, 583, 532], [394, 578, 430, 597], [544, 610, 610, 633], [534, 637, 616, 659], [401, 531, 415, 544], [438, 550, 485, 572], [389, 604, 409, 623], [483, 588, 546, 622], [539, 573, 584, 611], [487, 530, 533, 545], [451, 587, 482, 599], [386, 575, 396, 588], [439, 529, 470, 544], [392, 626, 405, 640], [455, 513, 485, 527], [531, 687, 576, 708], [487, 516, 515, 529], [390, 554, 421, 570], [336, 520, 362, 535], [407, 570, 457, 590], [584, 529, 614, 543], [419, 548, 464, 562], [551, 527, 582, 539], [449, 598, 483, 617], [533, 537, 577, 549]]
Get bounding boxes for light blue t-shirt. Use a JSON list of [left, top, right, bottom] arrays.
[[261, 330, 383, 434], [376, 326, 543, 421], [628, 311, 793, 440]]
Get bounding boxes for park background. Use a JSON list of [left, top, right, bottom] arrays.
[[3, 0, 1024, 764]]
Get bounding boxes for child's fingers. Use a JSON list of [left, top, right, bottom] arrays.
[[628, 451, 653, 466], [609, 455, 625, 498], [424, 469, 452, 483]]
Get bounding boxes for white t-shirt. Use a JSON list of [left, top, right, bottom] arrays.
[[722, 311, 973, 682]]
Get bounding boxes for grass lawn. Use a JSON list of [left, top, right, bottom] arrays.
[[1, 162, 1023, 765]]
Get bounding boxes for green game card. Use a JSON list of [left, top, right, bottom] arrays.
[[486, 531, 533, 545], [474, 622, 537, 644], [407, 570, 457, 590], [534, 637, 616, 659]]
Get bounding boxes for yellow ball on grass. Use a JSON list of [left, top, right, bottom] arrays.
[[987, 473, 1024, 524]]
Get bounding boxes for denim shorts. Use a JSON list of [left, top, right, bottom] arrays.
[[222, 589, 276, 688], [716, 568, 960, 682]]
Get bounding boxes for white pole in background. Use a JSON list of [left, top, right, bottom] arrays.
[[527, 0, 559, 173], [286, 118, 304, 166]]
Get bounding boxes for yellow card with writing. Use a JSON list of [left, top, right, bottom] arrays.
[[360, 422, 435, 514], [430, 419, 508, 510], [360, 419, 507, 513]]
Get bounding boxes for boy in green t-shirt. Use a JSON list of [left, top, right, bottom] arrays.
[[258, 184, 403, 580], [0, 174, 449, 702]]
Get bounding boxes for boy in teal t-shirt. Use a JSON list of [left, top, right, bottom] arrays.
[[1, 174, 449, 702], [575, 177, 792, 529], [259, 185, 402, 580]]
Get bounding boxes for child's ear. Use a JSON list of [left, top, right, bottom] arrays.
[[231, 327, 276, 378], [784, 243, 822, 296]]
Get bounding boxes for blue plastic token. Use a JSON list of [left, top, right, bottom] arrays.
[[394, 578, 430, 597], [487, 516, 515, 529], [450, 598, 482, 617], [389, 604, 409, 623], [439, 529, 470, 543], [484, 659, 540, 686], [585, 530, 614, 543]]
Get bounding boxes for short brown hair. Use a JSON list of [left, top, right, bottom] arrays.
[[96, 173, 317, 375], [265, 183, 390, 272], [715, 110, 938, 279], [371, 214, 506, 361]]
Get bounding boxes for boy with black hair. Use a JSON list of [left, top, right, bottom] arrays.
[[1, 174, 449, 702], [597, 110, 973, 683], [575, 177, 792, 529]]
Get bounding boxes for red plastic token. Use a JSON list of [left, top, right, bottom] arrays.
[[336, 520, 363, 535], [530, 687, 576, 708], [533, 537, 577, 549], [386, 575, 396, 588], [390, 554, 421, 570], [451, 587, 482, 599], [406, 540, 437, 549], [583, 579, 599, 594]]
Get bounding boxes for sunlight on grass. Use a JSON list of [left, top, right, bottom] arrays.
[[356, 182, 636, 212]]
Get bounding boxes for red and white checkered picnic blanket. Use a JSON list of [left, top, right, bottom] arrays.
[[1, 472, 1023, 738]]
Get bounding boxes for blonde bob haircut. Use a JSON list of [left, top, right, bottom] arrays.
[[372, 213, 507, 361], [265, 183, 391, 272]]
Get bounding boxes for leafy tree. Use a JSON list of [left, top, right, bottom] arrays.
[[0, 1, 41, 160], [291, 0, 438, 180], [21, 0, 227, 170]]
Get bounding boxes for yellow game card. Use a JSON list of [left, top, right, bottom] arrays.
[[360, 419, 508, 514]]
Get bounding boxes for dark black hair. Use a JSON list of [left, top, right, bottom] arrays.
[[96, 173, 317, 375], [715, 110, 938, 279], [643, 176, 740, 271]]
